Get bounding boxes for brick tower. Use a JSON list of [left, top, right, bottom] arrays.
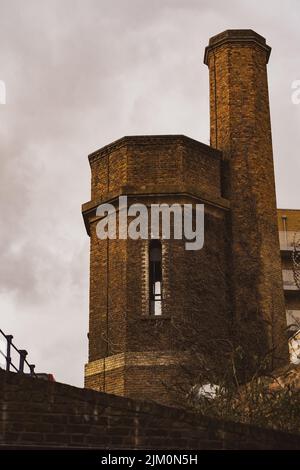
[[82, 30, 288, 405], [204, 30, 288, 367], [82, 136, 230, 404]]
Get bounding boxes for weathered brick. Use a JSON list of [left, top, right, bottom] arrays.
[[1, 369, 300, 449]]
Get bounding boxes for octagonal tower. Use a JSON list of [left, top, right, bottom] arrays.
[[82, 135, 229, 404]]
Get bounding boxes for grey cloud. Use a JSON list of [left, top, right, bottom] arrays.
[[0, 0, 299, 386]]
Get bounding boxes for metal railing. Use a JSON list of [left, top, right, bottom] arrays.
[[0, 328, 36, 376]]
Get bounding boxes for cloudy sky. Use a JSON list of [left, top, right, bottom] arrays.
[[0, 0, 299, 387]]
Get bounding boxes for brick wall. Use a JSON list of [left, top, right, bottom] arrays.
[[1, 370, 300, 450], [278, 209, 300, 233]]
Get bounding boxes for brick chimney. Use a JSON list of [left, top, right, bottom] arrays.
[[204, 30, 288, 367]]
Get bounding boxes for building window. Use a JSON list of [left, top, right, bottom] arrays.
[[149, 239, 162, 315]]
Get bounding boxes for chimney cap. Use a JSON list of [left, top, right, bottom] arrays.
[[204, 29, 271, 65]]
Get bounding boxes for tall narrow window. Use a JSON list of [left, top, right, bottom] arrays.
[[149, 239, 162, 315]]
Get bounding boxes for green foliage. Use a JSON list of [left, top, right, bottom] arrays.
[[187, 348, 300, 434]]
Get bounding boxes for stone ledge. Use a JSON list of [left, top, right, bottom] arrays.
[[84, 351, 184, 377], [82, 188, 230, 235]]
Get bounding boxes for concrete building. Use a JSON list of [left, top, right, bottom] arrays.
[[277, 209, 300, 362]]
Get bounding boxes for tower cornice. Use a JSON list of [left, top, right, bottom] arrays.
[[204, 29, 271, 65]]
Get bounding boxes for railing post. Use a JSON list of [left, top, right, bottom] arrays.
[[6, 335, 13, 372], [18, 350, 28, 373], [29, 364, 35, 376]]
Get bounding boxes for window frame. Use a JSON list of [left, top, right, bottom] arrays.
[[149, 239, 163, 316]]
